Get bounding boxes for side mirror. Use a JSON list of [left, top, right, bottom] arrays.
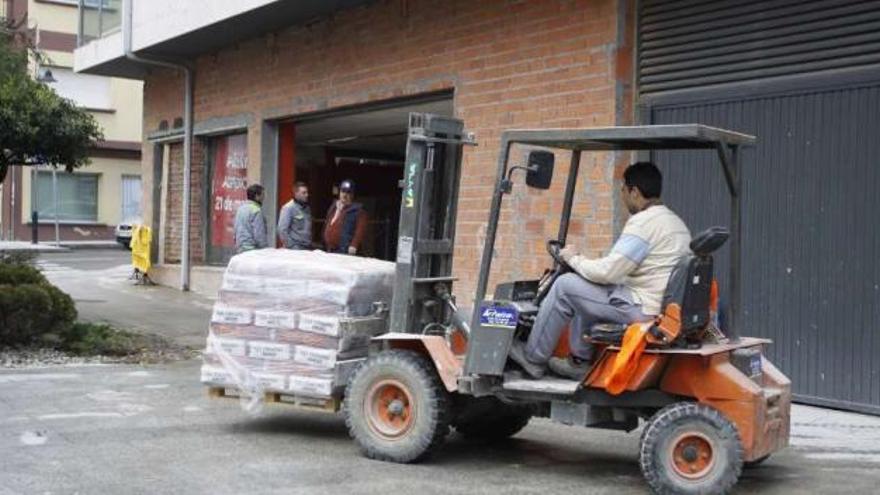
[[525, 151, 554, 190]]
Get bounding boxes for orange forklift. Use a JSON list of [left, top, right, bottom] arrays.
[[343, 116, 791, 494]]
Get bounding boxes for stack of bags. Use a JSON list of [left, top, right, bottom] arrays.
[[201, 249, 395, 400]]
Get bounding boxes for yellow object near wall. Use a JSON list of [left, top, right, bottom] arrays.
[[131, 225, 152, 274]]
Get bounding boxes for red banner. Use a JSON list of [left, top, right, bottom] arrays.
[[210, 134, 248, 248]]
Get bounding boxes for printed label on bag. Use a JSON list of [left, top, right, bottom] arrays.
[[221, 274, 264, 293], [289, 375, 334, 397], [298, 313, 340, 337], [262, 278, 308, 298], [211, 305, 252, 325], [252, 372, 287, 391], [254, 310, 297, 329], [248, 341, 292, 360], [207, 336, 247, 357], [200, 365, 231, 385], [293, 345, 337, 369]]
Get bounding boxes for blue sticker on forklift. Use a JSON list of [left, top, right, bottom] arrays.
[[480, 304, 518, 328]]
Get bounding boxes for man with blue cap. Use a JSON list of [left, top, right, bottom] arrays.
[[322, 179, 368, 255]]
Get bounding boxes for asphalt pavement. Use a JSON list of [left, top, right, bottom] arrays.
[[36, 248, 214, 348], [1, 360, 879, 494], [2, 249, 878, 494]]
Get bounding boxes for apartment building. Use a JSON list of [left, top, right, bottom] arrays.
[[0, 0, 143, 243]]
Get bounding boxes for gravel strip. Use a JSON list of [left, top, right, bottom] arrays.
[[0, 347, 201, 369]]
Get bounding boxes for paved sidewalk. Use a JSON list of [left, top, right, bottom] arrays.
[[0, 241, 67, 252], [790, 403, 880, 463], [37, 249, 214, 348]]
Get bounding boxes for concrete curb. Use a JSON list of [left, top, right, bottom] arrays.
[[0, 242, 70, 252], [50, 242, 124, 250], [0, 241, 123, 252]]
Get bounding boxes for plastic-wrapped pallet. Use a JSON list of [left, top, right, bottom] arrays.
[[201, 249, 394, 409]]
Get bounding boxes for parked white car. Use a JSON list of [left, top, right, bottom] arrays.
[[115, 219, 141, 249]]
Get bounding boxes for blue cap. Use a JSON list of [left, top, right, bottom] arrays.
[[340, 180, 355, 193]]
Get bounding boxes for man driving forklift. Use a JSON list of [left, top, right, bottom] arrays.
[[509, 161, 692, 379]]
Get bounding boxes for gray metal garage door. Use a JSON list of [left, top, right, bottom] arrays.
[[639, 0, 880, 413]]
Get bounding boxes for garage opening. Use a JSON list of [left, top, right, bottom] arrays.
[[277, 94, 454, 261]]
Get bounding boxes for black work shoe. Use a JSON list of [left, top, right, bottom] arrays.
[[549, 356, 592, 380], [507, 341, 546, 379]]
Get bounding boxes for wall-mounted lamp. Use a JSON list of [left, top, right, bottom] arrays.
[[36, 66, 57, 84]]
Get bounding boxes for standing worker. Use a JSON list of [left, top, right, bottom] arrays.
[[277, 181, 312, 249], [323, 179, 368, 255], [234, 184, 269, 253]]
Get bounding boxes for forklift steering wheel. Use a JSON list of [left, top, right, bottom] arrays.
[[547, 240, 570, 268], [534, 240, 571, 305]]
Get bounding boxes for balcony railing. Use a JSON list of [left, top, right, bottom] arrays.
[[78, 0, 121, 46]]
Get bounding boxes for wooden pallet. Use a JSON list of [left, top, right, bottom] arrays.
[[207, 386, 340, 413]]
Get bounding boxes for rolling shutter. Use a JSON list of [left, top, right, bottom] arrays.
[[639, 0, 880, 94]]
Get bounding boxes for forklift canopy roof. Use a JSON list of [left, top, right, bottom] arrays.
[[501, 124, 755, 151]]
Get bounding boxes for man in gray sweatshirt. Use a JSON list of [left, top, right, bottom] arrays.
[[277, 181, 312, 250], [233, 184, 268, 253]]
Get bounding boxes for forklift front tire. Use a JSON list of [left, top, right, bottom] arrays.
[[639, 402, 743, 495], [344, 349, 451, 463]]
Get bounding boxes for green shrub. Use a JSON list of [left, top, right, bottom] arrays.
[[0, 262, 46, 285], [0, 250, 37, 266], [60, 323, 150, 356], [0, 259, 77, 347], [0, 284, 53, 345]]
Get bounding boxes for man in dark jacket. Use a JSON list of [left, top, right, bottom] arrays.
[[322, 179, 368, 255], [277, 181, 312, 249]]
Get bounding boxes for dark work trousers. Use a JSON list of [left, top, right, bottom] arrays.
[[525, 273, 650, 363]]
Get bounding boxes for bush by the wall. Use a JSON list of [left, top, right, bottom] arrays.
[[0, 250, 37, 266], [0, 262, 45, 285], [0, 260, 77, 347]]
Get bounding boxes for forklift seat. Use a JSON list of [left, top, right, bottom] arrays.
[[588, 226, 729, 345]]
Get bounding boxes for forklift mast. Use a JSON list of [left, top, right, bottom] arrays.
[[388, 113, 473, 334]]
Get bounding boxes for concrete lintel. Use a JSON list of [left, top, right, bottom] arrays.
[[193, 114, 253, 137]]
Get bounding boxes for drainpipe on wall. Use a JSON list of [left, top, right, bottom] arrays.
[[122, 0, 194, 291]]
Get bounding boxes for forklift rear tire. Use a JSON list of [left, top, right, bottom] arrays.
[[453, 399, 533, 441], [344, 349, 450, 463], [639, 402, 743, 495]]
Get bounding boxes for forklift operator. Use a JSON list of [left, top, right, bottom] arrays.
[[509, 162, 692, 380]]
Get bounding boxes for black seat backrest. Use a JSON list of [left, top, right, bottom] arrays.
[[661, 226, 729, 338], [690, 226, 729, 256]]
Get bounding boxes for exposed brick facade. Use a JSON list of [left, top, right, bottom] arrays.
[[163, 141, 206, 264], [143, 0, 635, 299]]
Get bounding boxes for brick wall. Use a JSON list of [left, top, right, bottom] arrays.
[[143, 0, 635, 300], [163, 140, 205, 264]]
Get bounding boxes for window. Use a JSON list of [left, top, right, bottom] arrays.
[[55, 1, 109, 5], [79, 0, 121, 43], [121, 175, 142, 223], [207, 133, 248, 264], [50, 67, 113, 111], [35, 172, 99, 223]]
